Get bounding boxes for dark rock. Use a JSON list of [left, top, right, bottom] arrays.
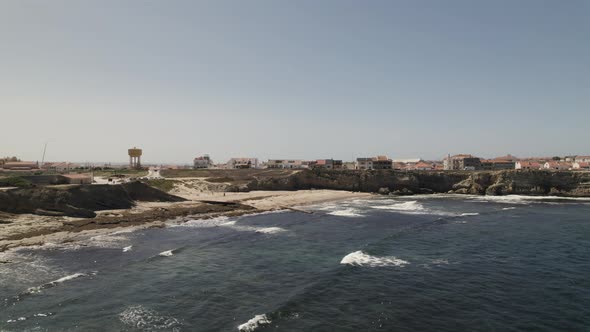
[[0, 182, 185, 218]]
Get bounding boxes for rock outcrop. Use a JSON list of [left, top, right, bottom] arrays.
[[0, 182, 186, 218], [245, 169, 590, 197]]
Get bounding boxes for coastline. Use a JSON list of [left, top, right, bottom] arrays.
[[0, 190, 371, 253]]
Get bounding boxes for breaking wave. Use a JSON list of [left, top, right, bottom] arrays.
[[26, 272, 96, 295], [370, 200, 479, 217], [327, 208, 364, 217], [123, 245, 133, 252], [177, 216, 288, 234], [255, 227, 286, 234], [340, 251, 409, 267], [371, 201, 426, 213], [468, 195, 590, 204], [237, 314, 271, 332], [119, 305, 182, 331], [158, 250, 175, 257]]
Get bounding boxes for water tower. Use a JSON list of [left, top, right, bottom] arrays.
[[128, 147, 142, 169]]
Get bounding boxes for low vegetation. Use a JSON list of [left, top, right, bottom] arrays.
[[143, 179, 179, 192], [0, 176, 32, 188]]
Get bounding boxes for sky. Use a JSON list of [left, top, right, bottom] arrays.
[[1, 0, 589, 164]]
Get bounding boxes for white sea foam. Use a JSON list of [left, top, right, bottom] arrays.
[[119, 305, 182, 331], [370, 200, 471, 217], [255, 227, 286, 234], [502, 207, 517, 210], [340, 251, 409, 267], [158, 250, 174, 257], [328, 208, 364, 217], [469, 195, 590, 204], [180, 214, 289, 235], [26, 272, 93, 294], [238, 314, 271, 332], [34, 313, 51, 317], [459, 212, 480, 216], [371, 201, 425, 212], [123, 246, 133, 252], [431, 259, 449, 265], [87, 233, 131, 249]]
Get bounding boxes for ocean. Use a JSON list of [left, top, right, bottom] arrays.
[[1, 195, 590, 331]]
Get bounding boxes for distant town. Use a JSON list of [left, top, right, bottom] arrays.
[[2, 147, 590, 183]]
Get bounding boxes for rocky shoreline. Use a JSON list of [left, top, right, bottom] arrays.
[[0, 188, 370, 252], [245, 169, 590, 197]]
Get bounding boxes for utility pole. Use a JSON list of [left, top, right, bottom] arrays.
[[41, 142, 48, 168]]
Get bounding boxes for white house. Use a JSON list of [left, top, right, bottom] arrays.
[[515, 161, 542, 170], [573, 162, 590, 170], [543, 161, 572, 170]]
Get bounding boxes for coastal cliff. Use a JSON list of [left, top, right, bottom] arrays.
[[0, 182, 185, 218], [245, 169, 590, 197]]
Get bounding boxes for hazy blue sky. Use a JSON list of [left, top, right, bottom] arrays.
[[1, 0, 588, 164]]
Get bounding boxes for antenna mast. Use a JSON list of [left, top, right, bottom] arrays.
[[41, 142, 48, 167]]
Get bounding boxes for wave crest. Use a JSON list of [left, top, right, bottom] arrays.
[[238, 314, 271, 332], [340, 251, 409, 267]]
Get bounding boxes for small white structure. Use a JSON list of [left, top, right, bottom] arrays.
[[266, 159, 304, 169], [574, 156, 590, 163], [227, 158, 259, 169]]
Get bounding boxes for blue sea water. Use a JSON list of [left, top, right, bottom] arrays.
[[1, 195, 590, 331]]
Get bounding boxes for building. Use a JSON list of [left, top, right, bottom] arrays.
[[193, 155, 213, 169], [515, 161, 542, 170], [227, 158, 259, 169], [414, 162, 435, 171], [356, 158, 373, 170], [543, 161, 572, 171], [266, 159, 305, 169], [443, 154, 482, 170], [575, 156, 590, 163], [484, 155, 519, 170], [1, 161, 38, 171], [356, 156, 392, 170], [372, 156, 393, 170], [42, 162, 76, 173], [313, 159, 343, 170], [62, 173, 93, 184], [342, 162, 357, 170], [572, 162, 590, 170]]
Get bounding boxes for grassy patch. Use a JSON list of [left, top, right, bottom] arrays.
[[93, 169, 148, 178], [0, 176, 32, 188], [206, 177, 235, 183], [143, 179, 179, 192]]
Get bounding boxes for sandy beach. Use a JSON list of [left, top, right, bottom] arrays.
[[0, 189, 371, 253]]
